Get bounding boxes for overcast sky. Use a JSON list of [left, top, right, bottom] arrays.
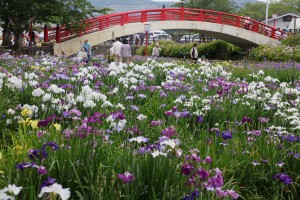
[[152, 0, 180, 2]]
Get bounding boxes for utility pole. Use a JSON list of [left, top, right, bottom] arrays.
[[265, 0, 269, 25]]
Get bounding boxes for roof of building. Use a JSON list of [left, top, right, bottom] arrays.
[[266, 13, 300, 22]]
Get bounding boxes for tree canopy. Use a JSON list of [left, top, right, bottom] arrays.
[[177, 0, 238, 13], [0, 0, 111, 50], [238, 0, 300, 22]]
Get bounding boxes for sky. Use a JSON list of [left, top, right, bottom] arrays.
[[88, 0, 262, 13], [151, 0, 180, 2]]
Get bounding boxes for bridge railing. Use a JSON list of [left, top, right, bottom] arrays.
[[45, 7, 285, 43]]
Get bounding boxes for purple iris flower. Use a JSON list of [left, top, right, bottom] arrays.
[[160, 92, 167, 98], [42, 142, 59, 150], [130, 105, 139, 111], [38, 119, 51, 127], [150, 120, 161, 126], [206, 169, 224, 189], [16, 162, 36, 170], [282, 134, 297, 142], [241, 116, 253, 124], [164, 110, 173, 116], [222, 131, 232, 140], [28, 148, 40, 160], [258, 117, 269, 123], [180, 110, 190, 118], [161, 126, 177, 138], [181, 163, 194, 176], [204, 156, 212, 164], [37, 166, 48, 175], [38, 114, 56, 127], [183, 189, 199, 200], [273, 173, 292, 184], [40, 177, 56, 188], [117, 172, 135, 183], [197, 168, 209, 180], [111, 111, 125, 120], [196, 115, 204, 123]]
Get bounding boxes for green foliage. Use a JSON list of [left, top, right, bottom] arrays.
[[0, 0, 111, 50], [1, 55, 300, 199], [136, 40, 243, 60], [178, 0, 238, 13], [249, 45, 300, 62], [281, 34, 300, 46], [238, 0, 300, 21]]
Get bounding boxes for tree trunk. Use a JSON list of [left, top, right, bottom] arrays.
[[12, 29, 24, 54], [2, 28, 11, 46], [1, 18, 11, 46]]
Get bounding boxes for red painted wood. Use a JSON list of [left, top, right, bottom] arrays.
[[54, 8, 284, 42], [44, 25, 48, 42]]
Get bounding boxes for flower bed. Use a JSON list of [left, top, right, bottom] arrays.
[[0, 54, 299, 199]]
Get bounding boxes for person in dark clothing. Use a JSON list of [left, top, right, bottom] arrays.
[[29, 30, 36, 46], [190, 43, 198, 63]]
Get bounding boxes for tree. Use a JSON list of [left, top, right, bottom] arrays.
[[176, 0, 238, 13], [238, 0, 300, 22], [0, 0, 111, 52], [238, 2, 267, 21], [279, 0, 300, 14]]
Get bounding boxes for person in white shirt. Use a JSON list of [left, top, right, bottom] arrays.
[[197, 55, 209, 64], [152, 43, 161, 59], [244, 14, 251, 30], [190, 43, 198, 63], [275, 28, 283, 40], [112, 38, 122, 65], [77, 47, 88, 62]]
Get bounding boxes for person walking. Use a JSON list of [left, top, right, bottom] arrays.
[[120, 38, 131, 65], [29, 30, 36, 46], [152, 43, 161, 59], [244, 14, 251, 30], [82, 39, 92, 61], [190, 43, 198, 63], [112, 38, 122, 65]]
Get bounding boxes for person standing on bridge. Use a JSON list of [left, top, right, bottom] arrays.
[[244, 14, 251, 30], [82, 39, 92, 61], [113, 38, 122, 65], [190, 43, 198, 63]]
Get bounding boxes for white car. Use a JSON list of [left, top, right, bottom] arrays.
[[180, 34, 200, 43], [149, 30, 168, 38]]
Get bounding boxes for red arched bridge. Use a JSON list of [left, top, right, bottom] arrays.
[[43, 7, 284, 56]]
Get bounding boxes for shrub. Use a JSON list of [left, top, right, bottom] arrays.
[[281, 34, 300, 46], [136, 40, 243, 60], [249, 45, 300, 62]]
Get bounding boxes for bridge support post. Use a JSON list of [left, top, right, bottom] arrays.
[[56, 24, 61, 43], [180, 5, 184, 20], [44, 25, 48, 42], [271, 29, 275, 39], [121, 15, 125, 26], [141, 12, 147, 23], [217, 13, 222, 24], [161, 5, 166, 21], [252, 22, 258, 33], [99, 19, 103, 31]]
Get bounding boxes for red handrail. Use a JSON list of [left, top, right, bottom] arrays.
[[46, 7, 285, 43]]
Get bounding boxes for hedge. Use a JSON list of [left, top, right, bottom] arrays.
[[136, 40, 243, 60]]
